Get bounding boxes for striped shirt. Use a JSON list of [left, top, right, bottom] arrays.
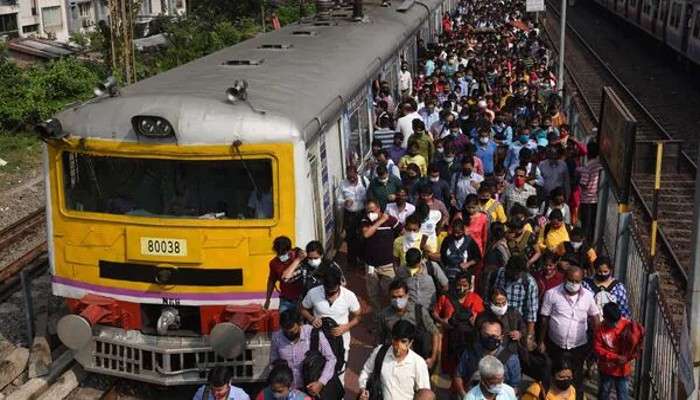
[[578, 158, 603, 204]]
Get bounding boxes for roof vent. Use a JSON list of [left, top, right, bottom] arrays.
[[258, 43, 294, 50], [313, 21, 337, 26], [292, 30, 318, 36], [221, 59, 264, 66]]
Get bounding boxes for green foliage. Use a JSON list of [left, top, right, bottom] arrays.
[[275, 0, 316, 26], [0, 58, 105, 132]]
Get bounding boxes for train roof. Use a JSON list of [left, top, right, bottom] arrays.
[[56, 0, 442, 146]]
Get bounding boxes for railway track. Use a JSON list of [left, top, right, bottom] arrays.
[[0, 208, 48, 302], [541, 1, 691, 323]]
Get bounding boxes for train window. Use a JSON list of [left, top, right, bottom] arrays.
[[694, 12, 700, 37], [359, 99, 371, 158], [61, 152, 275, 220], [346, 110, 362, 166]]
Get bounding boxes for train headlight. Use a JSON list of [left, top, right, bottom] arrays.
[[209, 322, 245, 359], [57, 314, 93, 350], [132, 116, 175, 138], [35, 118, 67, 140]]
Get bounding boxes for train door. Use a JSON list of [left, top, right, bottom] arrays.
[[688, 9, 700, 63], [657, 0, 669, 39], [307, 148, 324, 242], [681, 2, 694, 51]]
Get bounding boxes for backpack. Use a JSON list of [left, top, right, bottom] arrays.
[[446, 295, 476, 357], [365, 345, 391, 400], [413, 304, 434, 359], [318, 318, 346, 374], [303, 328, 345, 400]]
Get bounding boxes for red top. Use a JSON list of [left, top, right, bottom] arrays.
[[268, 254, 303, 302], [533, 270, 565, 300], [465, 212, 489, 257], [593, 319, 635, 377], [433, 292, 485, 320]]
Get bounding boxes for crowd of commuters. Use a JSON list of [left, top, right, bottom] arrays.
[[193, 0, 646, 398]]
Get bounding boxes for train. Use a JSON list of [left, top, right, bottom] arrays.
[[38, 0, 458, 386], [591, 0, 700, 65]]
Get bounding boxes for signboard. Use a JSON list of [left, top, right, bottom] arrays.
[[526, 0, 545, 12], [598, 86, 637, 204]]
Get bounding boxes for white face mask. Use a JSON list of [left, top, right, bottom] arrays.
[[490, 303, 508, 316], [445, 156, 455, 163], [485, 383, 503, 395], [528, 207, 539, 216], [405, 231, 420, 242], [436, 147, 445, 154], [368, 212, 379, 222], [479, 137, 489, 144], [565, 281, 581, 294], [571, 241, 583, 250], [392, 297, 408, 309], [278, 253, 290, 262], [308, 258, 322, 268], [429, 176, 440, 183]]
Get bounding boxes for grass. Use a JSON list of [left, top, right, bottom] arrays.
[[0, 131, 43, 192]]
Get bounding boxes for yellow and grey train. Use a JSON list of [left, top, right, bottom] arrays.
[[42, 0, 457, 385]]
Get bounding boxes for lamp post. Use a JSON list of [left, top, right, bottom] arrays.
[[557, 0, 567, 94]]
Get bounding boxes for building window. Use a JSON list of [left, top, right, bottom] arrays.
[[42, 6, 63, 30], [78, 2, 91, 17], [22, 23, 39, 33], [0, 13, 19, 37]]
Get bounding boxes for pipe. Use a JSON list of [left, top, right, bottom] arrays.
[[157, 307, 180, 335]]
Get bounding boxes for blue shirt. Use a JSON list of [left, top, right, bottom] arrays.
[[192, 385, 250, 400], [425, 60, 435, 76], [475, 140, 498, 175], [457, 344, 521, 389]]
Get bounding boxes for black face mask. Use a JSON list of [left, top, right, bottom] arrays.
[[553, 378, 572, 391], [283, 330, 300, 341], [480, 335, 501, 351]]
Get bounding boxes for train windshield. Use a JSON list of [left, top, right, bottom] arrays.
[[61, 152, 274, 219]]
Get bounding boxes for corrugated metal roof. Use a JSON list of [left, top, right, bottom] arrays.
[[8, 38, 77, 59], [56, 0, 442, 145]]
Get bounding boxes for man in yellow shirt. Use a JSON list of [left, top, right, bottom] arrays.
[[477, 185, 507, 224], [529, 209, 569, 268], [393, 214, 438, 268], [399, 141, 428, 176]]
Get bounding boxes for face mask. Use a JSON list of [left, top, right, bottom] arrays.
[[272, 393, 288, 400], [308, 258, 322, 268], [485, 383, 503, 395], [528, 207, 539, 216], [519, 135, 529, 144], [462, 168, 472, 175], [436, 147, 445, 153], [514, 177, 526, 188], [490, 303, 508, 316], [565, 281, 581, 294], [429, 176, 440, 183], [571, 241, 583, 250], [479, 197, 490, 205], [368, 212, 379, 222], [445, 156, 455, 163], [379, 177, 389, 184], [456, 286, 469, 296], [406, 231, 420, 242], [480, 335, 501, 351], [553, 379, 572, 391], [392, 297, 408, 309], [278, 253, 290, 262], [596, 272, 610, 281], [479, 137, 489, 144]]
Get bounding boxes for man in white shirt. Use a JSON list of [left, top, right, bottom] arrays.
[[450, 157, 484, 210], [358, 320, 430, 400], [337, 165, 369, 267], [399, 62, 413, 97], [384, 187, 415, 225], [539, 266, 600, 400], [396, 103, 422, 148], [464, 356, 517, 400], [301, 269, 362, 385]]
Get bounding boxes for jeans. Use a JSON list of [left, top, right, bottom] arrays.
[[598, 374, 629, 400], [279, 298, 298, 313]]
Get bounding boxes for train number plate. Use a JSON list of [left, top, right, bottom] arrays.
[[140, 237, 188, 257]]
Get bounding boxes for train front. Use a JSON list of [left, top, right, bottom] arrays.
[[41, 93, 303, 385]]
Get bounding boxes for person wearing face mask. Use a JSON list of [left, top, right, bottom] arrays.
[[419, 98, 441, 130], [488, 254, 538, 344], [399, 62, 413, 97], [281, 241, 346, 297], [582, 257, 631, 319], [532, 253, 565, 302], [539, 267, 600, 400], [414, 164, 451, 205], [437, 145, 461, 181], [265, 236, 304, 312], [392, 214, 438, 266], [530, 209, 569, 267], [408, 120, 435, 163], [476, 288, 528, 362], [388, 131, 407, 165], [399, 142, 428, 177], [474, 125, 498, 175], [301, 271, 361, 387], [256, 361, 311, 400], [593, 303, 643, 400], [270, 309, 337, 398], [369, 149, 401, 180], [337, 165, 369, 269], [504, 128, 532, 172], [433, 272, 485, 374], [192, 366, 250, 400], [440, 219, 482, 280], [450, 158, 484, 210], [503, 166, 537, 212], [385, 187, 416, 225], [367, 164, 402, 210], [539, 146, 570, 205], [397, 248, 448, 309], [545, 187, 571, 225], [462, 356, 517, 400], [358, 320, 431, 400], [377, 278, 439, 369], [556, 227, 597, 274], [454, 318, 521, 397], [522, 357, 576, 400], [477, 185, 507, 224]]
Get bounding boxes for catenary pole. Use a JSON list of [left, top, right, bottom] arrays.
[[557, 0, 566, 94]]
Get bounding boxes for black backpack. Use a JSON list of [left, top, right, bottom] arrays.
[[365, 345, 390, 400], [412, 304, 434, 359], [303, 328, 345, 400], [446, 295, 476, 357], [319, 317, 346, 374]]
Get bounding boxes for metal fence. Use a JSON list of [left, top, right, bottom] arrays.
[[560, 86, 684, 400]]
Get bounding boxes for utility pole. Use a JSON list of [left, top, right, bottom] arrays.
[[557, 0, 566, 94], [109, 0, 137, 84]]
